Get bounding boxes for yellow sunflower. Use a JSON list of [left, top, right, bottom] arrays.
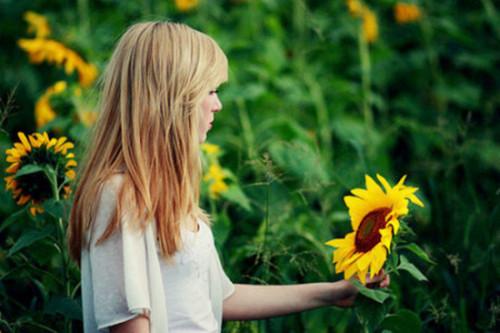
[[394, 3, 422, 24], [175, 0, 199, 12], [326, 174, 424, 284], [4, 132, 77, 215], [201, 142, 221, 156], [203, 163, 229, 199], [345, 0, 379, 43]]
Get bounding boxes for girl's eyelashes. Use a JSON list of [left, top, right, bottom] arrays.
[[209, 89, 219, 95]]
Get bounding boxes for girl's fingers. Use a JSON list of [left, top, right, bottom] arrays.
[[380, 274, 390, 288], [366, 269, 390, 288], [367, 269, 385, 283]]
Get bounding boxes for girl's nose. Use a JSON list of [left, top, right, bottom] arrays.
[[214, 95, 222, 112]]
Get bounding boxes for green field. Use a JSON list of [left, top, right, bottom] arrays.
[[0, 1, 499, 332]]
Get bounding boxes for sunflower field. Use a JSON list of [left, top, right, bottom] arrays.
[[0, 0, 499, 332]]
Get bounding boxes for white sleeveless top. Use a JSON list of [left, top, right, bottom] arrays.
[[80, 175, 235, 332]]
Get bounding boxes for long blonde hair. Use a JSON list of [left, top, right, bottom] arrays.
[[68, 21, 228, 264]]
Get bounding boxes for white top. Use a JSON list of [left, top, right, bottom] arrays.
[[81, 175, 235, 333], [162, 219, 218, 332]]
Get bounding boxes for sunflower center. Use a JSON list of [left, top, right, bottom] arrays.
[[355, 207, 391, 252]]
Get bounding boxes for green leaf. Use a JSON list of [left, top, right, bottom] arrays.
[[351, 279, 391, 304], [0, 207, 29, 233], [213, 212, 231, 250], [14, 164, 45, 178], [268, 140, 329, 185], [354, 296, 387, 331], [45, 296, 82, 320], [221, 184, 251, 211], [7, 226, 54, 257], [397, 255, 428, 281], [43, 198, 71, 220], [401, 243, 436, 265], [380, 309, 422, 333]]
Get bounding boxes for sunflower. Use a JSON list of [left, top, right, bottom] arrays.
[[345, 0, 379, 43], [4, 132, 77, 215], [201, 142, 221, 156], [326, 174, 424, 284], [24, 11, 51, 39], [394, 3, 422, 24], [17, 38, 98, 88], [175, 0, 199, 12], [203, 163, 229, 199]]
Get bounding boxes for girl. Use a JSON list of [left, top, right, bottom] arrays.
[[68, 21, 389, 333]]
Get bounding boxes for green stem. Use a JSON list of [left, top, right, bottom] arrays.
[[47, 167, 71, 332], [358, 26, 374, 132], [26, 321, 59, 333], [303, 70, 332, 160], [141, 0, 152, 18], [77, 0, 90, 36], [236, 98, 256, 160], [481, 0, 500, 39], [209, 195, 217, 217], [255, 175, 271, 267], [419, 3, 447, 120]]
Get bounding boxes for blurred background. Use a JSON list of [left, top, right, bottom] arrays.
[[0, 0, 499, 332]]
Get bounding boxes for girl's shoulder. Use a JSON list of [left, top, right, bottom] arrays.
[[103, 172, 125, 191], [98, 173, 126, 203]]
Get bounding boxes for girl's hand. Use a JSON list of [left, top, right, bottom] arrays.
[[334, 269, 390, 308]]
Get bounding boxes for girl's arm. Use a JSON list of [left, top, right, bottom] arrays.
[[110, 315, 150, 333], [223, 271, 389, 321]]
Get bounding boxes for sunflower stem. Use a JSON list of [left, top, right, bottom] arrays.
[[47, 166, 71, 332], [255, 171, 271, 278], [358, 26, 373, 131]]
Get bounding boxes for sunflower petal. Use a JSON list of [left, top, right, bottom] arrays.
[[356, 250, 374, 271], [408, 193, 424, 207], [376, 173, 393, 193], [365, 175, 384, 196], [17, 132, 31, 152], [396, 174, 408, 188], [358, 267, 369, 285], [6, 156, 20, 163], [5, 162, 20, 174], [387, 218, 400, 235], [344, 263, 359, 280], [47, 138, 57, 149], [379, 227, 393, 250], [66, 169, 76, 180], [17, 194, 31, 205], [369, 244, 387, 278], [326, 232, 355, 248]]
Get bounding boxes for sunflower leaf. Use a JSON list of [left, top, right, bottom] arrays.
[[354, 296, 387, 331], [43, 198, 71, 220], [397, 255, 428, 281], [351, 279, 391, 304], [0, 207, 29, 233], [7, 225, 54, 257], [401, 243, 437, 265], [221, 184, 251, 211], [44, 296, 82, 320], [380, 309, 422, 333], [15, 164, 45, 178]]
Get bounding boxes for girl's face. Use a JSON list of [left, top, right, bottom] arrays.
[[198, 89, 222, 143]]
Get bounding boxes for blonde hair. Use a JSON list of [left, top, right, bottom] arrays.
[[68, 21, 228, 263]]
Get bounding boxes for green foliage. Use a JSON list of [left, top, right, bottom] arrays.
[[0, 0, 499, 332]]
